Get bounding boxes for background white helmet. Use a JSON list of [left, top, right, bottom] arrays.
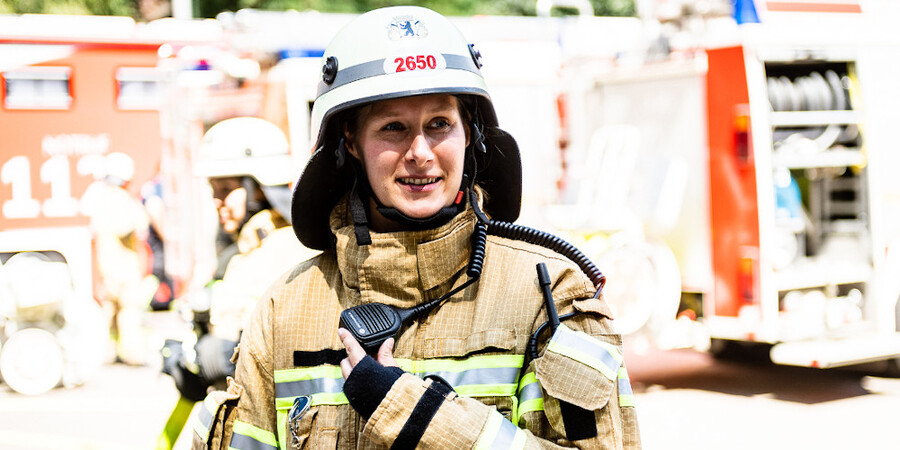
[[103, 152, 135, 187], [193, 117, 294, 187], [292, 6, 523, 250]]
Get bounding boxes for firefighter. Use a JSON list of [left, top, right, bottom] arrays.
[[192, 6, 640, 449], [192, 117, 320, 345], [82, 151, 155, 366], [157, 118, 319, 449]]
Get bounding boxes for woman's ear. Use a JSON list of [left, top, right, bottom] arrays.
[[464, 121, 471, 148], [343, 127, 360, 160]]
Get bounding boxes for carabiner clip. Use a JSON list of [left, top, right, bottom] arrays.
[[288, 395, 311, 446]]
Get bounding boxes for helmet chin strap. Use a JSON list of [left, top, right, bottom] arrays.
[[373, 172, 470, 232]]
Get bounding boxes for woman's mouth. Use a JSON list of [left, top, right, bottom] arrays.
[[398, 177, 439, 186]]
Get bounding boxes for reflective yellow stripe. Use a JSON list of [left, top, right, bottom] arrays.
[[274, 365, 343, 383], [455, 383, 517, 398], [230, 420, 278, 450], [275, 365, 346, 408], [311, 392, 349, 406], [515, 371, 544, 422], [275, 409, 287, 450], [618, 366, 635, 407], [546, 324, 622, 380], [273, 353, 527, 448], [517, 397, 544, 419], [397, 355, 524, 372], [274, 355, 525, 409]]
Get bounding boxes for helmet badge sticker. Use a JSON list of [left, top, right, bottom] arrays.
[[388, 16, 428, 40]]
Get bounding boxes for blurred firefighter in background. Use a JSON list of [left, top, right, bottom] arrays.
[[193, 117, 319, 347], [82, 151, 156, 366], [157, 117, 318, 449], [141, 167, 177, 312]]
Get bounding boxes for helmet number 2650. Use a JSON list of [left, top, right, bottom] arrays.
[[394, 55, 437, 72]]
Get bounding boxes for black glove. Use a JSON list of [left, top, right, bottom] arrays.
[[343, 355, 405, 420], [171, 362, 210, 402]]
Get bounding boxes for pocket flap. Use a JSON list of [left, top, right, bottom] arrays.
[[424, 328, 516, 358], [572, 296, 614, 320], [534, 324, 622, 411]]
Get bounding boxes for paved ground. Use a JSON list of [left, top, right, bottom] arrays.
[[1, 345, 899, 449]]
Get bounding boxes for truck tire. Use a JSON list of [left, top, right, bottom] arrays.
[[0, 328, 64, 395]]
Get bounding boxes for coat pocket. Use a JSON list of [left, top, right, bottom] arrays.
[[278, 396, 317, 450], [279, 398, 349, 449], [534, 324, 622, 411]]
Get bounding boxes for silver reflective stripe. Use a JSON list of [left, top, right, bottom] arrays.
[[475, 411, 526, 450], [230, 433, 279, 450], [317, 53, 482, 96], [318, 59, 385, 96], [490, 417, 520, 449], [230, 421, 279, 450], [515, 372, 544, 422], [275, 376, 343, 398], [618, 371, 633, 396], [273, 356, 523, 411], [444, 54, 481, 74], [518, 380, 541, 403], [424, 366, 520, 388], [618, 367, 635, 407], [191, 394, 220, 441], [548, 324, 622, 380], [196, 402, 214, 431]]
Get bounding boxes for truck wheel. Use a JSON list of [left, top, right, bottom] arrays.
[[0, 328, 64, 395], [595, 239, 681, 336], [709, 338, 773, 364], [886, 357, 900, 378]]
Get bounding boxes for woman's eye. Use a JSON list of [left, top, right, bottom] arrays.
[[430, 118, 451, 129], [381, 122, 404, 132]]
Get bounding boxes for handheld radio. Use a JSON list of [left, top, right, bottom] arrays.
[[339, 222, 487, 354]]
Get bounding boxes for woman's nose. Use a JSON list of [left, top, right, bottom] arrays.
[[406, 133, 434, 165]]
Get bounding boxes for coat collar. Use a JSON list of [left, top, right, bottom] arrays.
[[237, 209, 290, 254], [329, 197, 474, 307]]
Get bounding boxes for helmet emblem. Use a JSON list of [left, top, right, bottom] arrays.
[[388, 16, 428, 40]]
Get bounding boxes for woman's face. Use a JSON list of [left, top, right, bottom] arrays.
[[346, 94, 468, 228], [210, 177, 246, 233]]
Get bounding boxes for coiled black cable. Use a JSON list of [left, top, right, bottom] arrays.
[[486, 221, 606, 292], [467, 188, 606, 294], [467, 221, 488, 278]]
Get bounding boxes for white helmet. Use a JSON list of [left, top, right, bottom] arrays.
[[292, 6, 522, 250], [103, 152, 135, 186], [193, 117, 294, 187]]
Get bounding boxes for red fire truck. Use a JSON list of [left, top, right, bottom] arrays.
[[555, 0, 900, 370], [0, 14, 220, 394]]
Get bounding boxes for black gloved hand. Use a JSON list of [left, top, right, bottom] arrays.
[[172, 362, 210, 402], [343, 355, 405, 420]]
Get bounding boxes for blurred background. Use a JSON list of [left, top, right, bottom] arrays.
[[2, 0, 900, 448]]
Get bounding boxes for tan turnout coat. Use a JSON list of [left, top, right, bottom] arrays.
[[193, 199, 641, 449]]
